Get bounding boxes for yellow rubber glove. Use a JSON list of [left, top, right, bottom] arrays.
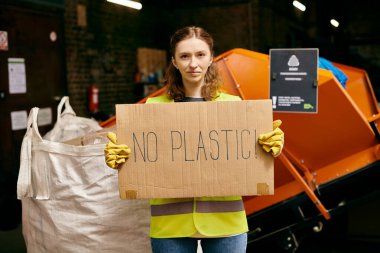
[[104, 132, 131, 169], [258, 119, 284, 157]]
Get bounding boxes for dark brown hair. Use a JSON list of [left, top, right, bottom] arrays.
[[165, 26, 221, 101]]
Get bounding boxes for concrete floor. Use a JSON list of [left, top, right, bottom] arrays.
[[1, 194, 379, 253], [1, 223, 380, 253]]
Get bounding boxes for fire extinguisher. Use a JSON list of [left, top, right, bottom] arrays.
[[87, 84, 99, 113]]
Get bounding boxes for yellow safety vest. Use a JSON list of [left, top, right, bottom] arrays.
[[146, 92, 249, 238]]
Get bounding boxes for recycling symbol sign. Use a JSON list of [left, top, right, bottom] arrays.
[[269, 48, 318, 113]]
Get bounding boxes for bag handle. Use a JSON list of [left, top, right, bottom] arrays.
[[17, 107, 43, 198], [30, 107, 43, 141], [56, 96, 76, 124]]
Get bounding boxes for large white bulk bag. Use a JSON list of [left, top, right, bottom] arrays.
[[17, 107, 151, 253]]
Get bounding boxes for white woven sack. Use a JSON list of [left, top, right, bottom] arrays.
[[17, 107, 151, 253], [43, 96, 102, 142]]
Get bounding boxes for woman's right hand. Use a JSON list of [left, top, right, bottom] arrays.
[[104, 132, 131, 169]]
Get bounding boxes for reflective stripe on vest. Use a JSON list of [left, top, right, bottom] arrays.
[[151, 201, 193, 216], [151, 200, 244, 216]]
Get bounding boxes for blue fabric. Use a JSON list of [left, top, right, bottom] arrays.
[[319, 57, 348, 88], [151, 233, 247, 253]]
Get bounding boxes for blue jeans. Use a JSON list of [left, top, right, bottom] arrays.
[[151, 233, 247, 253]]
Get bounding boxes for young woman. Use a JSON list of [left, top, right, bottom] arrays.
[[105, 26, 284, 253]]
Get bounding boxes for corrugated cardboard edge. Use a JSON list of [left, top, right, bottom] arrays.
[[124, 190, 138, 199], [257, 183, 269, 195]]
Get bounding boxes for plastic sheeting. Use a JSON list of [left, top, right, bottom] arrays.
[[319, 57, 348, 88]]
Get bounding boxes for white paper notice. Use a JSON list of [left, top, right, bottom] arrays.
[[38, 107, 52, 126], [8, 58, 27, 94], [11, 110, 28, 130]]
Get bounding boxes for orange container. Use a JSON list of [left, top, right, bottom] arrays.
[[215, 49, 380, 250], [215, 49, 378, 210]]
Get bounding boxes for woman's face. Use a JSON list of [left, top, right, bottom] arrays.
[[172, 37, 213, 87]]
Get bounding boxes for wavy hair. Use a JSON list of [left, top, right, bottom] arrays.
[[165, 26, 221, 101]]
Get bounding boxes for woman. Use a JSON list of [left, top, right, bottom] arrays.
[[105, 26, 284, 253]]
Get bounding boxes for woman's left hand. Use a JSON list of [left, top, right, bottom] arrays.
[[258, 119, 284, 157]]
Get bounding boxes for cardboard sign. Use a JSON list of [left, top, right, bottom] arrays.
[[270, 48, 318, 113], [116, 100, 274, 199]]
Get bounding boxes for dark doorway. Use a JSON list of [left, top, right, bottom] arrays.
[[0, 3, 66, 230]]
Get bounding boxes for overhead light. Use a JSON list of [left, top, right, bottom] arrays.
[[293, 1, 306, 12], [107, 0, 142, 10], [330, 19, 339, 28]]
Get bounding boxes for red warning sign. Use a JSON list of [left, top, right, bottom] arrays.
[[0, 31, 9, 51]]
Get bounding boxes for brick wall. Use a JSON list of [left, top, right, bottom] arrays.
[[63, 1, 261, 118], [159, 1, 260, 55], [63, 0, 380, 118], [63, 1, 310, 118], [64, 0, 150, 118]]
